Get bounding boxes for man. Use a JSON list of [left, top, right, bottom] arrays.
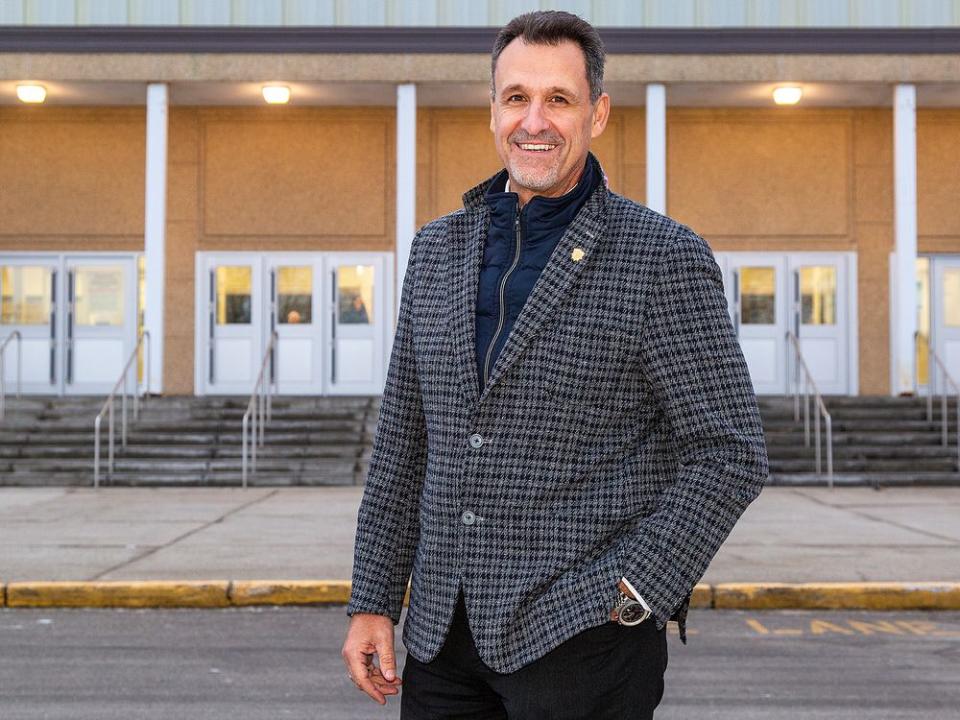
[[342, 10, 768, 718]]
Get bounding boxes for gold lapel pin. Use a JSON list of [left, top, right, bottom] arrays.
[[571, 247, 585, 262]]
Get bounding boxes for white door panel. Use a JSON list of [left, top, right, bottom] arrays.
[[197, 252, 389, 396], [65, 258, 138, 395], [790, 255, 850, 395], [716, 252, 854, 395], [727, 255, 787, 395], [326, 254, 386, 395], [932, 258, 960, 386], [0, 261, 58, 393]]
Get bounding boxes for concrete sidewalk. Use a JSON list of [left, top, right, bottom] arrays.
[[1, 485, 958, 585]]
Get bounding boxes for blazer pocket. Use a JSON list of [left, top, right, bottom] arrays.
[[544, 323, 638, 408]]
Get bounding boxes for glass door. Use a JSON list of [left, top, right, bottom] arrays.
[[201, 255, 263, 395], [63, 257, 137, 395], [268, 257, 324, 394], [326, 253, 386, 395], [0, 261, 58, 393], [932, 256, 960, 384], [727, 255, 788, 395], [788, 255, 850, 395]]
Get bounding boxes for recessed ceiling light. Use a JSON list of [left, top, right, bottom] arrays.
[[16, 84, 46, 103], [773, 86, 802, 105], [262, 85, 291, 104]]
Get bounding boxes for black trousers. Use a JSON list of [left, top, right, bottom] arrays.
[[400, 589, 668, 719]]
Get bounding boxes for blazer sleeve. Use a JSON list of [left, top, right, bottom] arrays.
[[614, 228, 769, 627], [346, 230, 428, 624]]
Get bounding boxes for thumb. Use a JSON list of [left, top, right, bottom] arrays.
[[377, 634, 397, 682]]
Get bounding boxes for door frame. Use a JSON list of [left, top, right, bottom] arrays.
[[714, 250, 858, 396], [0, 251, 141, 396], [193, 251, 395, 396], [921, 253, 960, 395]]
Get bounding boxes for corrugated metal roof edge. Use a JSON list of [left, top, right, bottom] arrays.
[[0, 26, 958, 55]]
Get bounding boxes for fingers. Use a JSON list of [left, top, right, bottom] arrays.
[[368, 664, 402, 696], [375, 638, 398, 683], [346, 651, 387, 705]]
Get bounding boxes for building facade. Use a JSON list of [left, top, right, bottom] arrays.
[[1, 0, 959, 399]]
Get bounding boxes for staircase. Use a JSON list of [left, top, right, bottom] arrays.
[[761, 395, 960, 486], [1, 394, 958, 487], [0, 395, 378, 487]]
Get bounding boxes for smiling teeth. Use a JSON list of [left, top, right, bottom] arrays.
[[520, 144, 554, 151]]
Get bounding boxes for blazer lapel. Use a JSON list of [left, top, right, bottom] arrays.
[[446, 204, 487, 410]]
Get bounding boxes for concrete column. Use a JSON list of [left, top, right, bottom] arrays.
[[892, 83, 917, 395], [395, 83, 417, 324], [144, 83, 168, 394], [645, 83, 666, 215]]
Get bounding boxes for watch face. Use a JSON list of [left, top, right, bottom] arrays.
[[618, 601, 647, 626]]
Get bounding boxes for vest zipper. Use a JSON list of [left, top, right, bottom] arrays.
[[482, 209, 523, 386]]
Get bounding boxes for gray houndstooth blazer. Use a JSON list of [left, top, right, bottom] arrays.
[[347, 156, 769, 674]]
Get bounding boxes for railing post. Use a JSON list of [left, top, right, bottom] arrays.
[[121, 375, 128, 448], [825, 414, 834, 488], [94, 415, 101, 489], [941, 382, 948, 447], [108, 400, 115, 477], [252, 395, 258, 473], [815, 406, 822, 476], [242, 413, 248, 489]]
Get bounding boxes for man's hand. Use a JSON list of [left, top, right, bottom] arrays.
[[608, 579, 637, 622], [342, 613, 403, 705]]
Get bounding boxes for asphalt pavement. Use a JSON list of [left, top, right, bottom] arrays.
[[0, 606, 957, 719]]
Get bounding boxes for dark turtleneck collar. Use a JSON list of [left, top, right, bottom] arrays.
[[482, 154, 600, 241]]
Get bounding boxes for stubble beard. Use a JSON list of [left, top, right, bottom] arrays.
[[508, 161, 561, 193]]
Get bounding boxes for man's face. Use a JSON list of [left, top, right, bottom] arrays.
[[490, 37, 610, 204]]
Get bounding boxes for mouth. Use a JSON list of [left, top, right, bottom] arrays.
[[514, 142, 559, 154]]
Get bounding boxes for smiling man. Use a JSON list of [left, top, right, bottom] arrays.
[[342, 11, 768, 719]]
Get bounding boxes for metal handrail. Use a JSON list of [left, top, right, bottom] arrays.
[[0, 330, 22, 421], [241, 330, 278, 488], [915, 331, 960, 472], [93, 331, 150, 488], [786, 331, 834, 487]]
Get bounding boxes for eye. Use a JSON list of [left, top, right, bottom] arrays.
[[549, 95, 569, 104], [507, 94, 525, 102]]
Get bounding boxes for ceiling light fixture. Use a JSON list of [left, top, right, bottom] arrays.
[[262, 85, 291, 104], [772, 86, 802, 105], [16, 83, 47, 103]]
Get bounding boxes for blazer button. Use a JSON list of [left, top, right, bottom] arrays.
[[461, 510, 476, 525], [468, 433, 484, 448]]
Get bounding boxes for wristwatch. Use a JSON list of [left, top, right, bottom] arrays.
[[613, 589, 651, 626]]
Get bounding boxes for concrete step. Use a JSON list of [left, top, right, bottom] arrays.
[[763, 445, 958, 459], [767, 471, 960, 486], [769, 457, 958, 472]]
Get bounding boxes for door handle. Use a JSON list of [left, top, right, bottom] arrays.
[[65, 269, 74, 385], [49, 269, 57, 385], [732, 270, 740, 336], [331, 269, 337, 384], [208, 268, 216, 385]]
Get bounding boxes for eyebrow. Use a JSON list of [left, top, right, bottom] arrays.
[[499, 84, 580, 99]]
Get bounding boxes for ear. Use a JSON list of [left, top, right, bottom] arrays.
[[489, 96, 496, 134], [590, 92, 611, 138]]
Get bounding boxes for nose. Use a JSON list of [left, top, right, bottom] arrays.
[[519, 98, 550, 137]]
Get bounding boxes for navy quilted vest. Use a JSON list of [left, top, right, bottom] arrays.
[[475, 155, 601, 393]]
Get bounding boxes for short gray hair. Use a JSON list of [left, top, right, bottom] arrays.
[[491, 10, 606, 104]]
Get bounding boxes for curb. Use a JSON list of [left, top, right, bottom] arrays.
[[1, 580, 959, 611]]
